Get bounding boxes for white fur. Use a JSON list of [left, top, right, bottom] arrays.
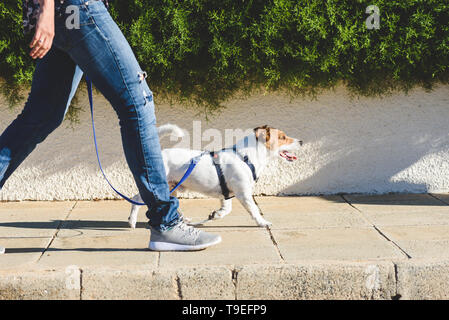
[[127, 124, 302, 228], [157, 123, 185, 140]]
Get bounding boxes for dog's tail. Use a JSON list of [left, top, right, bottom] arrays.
[[158, 123, 185, 139]]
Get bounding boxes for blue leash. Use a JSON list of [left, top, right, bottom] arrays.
[[86, 77, 199, 206]]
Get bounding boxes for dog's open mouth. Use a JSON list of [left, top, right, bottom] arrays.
[[280, 151, 297, 162]]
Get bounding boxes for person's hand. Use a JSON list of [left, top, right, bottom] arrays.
[[29, 1, 55, 59]]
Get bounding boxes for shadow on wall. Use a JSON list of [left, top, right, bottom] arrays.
[[271, 87, 449, 195], [279, 123, 449, 195]]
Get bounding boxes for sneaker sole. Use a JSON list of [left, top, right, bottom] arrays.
[[148, 236, 222, 251]]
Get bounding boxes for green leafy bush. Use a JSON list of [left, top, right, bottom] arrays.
[[1, 0, 448, 114]]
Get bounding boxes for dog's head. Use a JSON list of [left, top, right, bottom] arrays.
[[254, 125, 303, 162]]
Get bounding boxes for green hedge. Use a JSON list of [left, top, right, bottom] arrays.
[[1, 0, 448, 114]]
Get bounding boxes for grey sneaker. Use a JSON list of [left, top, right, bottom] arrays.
[[149, 220, 222, 251], [0, 246, 5, 254]]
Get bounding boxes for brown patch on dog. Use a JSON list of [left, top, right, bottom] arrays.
[[254, 125, 294, 150], [254, 125, 270, 143]]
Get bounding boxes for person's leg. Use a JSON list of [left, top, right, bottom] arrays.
[[0, 46, 81, 255], [56, 0, 220, 250], [55, 0, 220, 247], [55, 0, 179, 231], [0, 47, 82, 189]]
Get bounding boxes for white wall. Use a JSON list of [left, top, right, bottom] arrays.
[[1, 85, 448, 201]]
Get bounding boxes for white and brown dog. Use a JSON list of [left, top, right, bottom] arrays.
[[128, 124, 302, 228]]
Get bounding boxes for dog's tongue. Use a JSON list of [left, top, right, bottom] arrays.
[[280, 151, 298, 161]]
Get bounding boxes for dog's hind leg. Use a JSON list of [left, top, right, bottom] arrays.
[[128, 194, 143, 229], [235, 193, 272, 227], [213, 198, 232, 219]]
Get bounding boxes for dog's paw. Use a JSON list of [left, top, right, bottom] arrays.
[[128, 218, 137, 229], [213, 211, 226, 219], [257, 220, 272, 227]]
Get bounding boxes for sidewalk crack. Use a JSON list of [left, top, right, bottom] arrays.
[[428, 193, 449, 206], [340, 195, 412, 259], [372, 225, 411, 259], [37, 201, 78, 262], [266, 226, 285, 262], [253, 197, 285, 262], [231, 268, 238, 300], [391, 263, 402, 300], [79, 268, 84, 300], [176, 275, 183, 300]]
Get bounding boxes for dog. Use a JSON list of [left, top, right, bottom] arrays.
[[128, 124, 303, 228]]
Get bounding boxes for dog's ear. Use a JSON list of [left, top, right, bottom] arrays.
[[254, 125, 271, 143]]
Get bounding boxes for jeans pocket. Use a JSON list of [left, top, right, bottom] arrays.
[[55, 4, 101, 51]]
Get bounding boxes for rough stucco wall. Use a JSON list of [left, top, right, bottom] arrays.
[[0, 85, 448, 201]]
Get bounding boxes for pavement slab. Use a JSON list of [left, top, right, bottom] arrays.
[[1, 194, 449, 299], [159, 229, 281, 267], [58, 200, 146, 238], [178, 198, 259, 228], [0, 237, 51, 270], [0, 201, 75, 238], [345, 194, 449, 227], [255, 196, 369, 229], [271, 227, 405, 262], [380, 225, 449, 259], [37, 231, 158, 268]]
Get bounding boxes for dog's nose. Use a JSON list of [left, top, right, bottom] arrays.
[[299, 140, 303, 146]]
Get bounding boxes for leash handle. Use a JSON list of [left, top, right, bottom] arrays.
[[86, 77, 198, 206]]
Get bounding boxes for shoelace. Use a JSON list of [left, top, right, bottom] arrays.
[[178, 221, 201, 238]]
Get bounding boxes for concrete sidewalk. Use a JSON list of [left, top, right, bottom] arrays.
[[1, 194, 449, 300]]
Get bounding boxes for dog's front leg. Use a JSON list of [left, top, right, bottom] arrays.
[[235, 193, 272, 227], [213, 198, 232, 219]]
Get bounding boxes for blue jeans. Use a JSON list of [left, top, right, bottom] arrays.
[[0, 0, 179, 231]]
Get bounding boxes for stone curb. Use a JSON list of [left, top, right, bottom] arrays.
[[0, 260, 448, 300], [395, 259, 449, 300], [0, 269, 80, 300], [236, 262, 396, 300]]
